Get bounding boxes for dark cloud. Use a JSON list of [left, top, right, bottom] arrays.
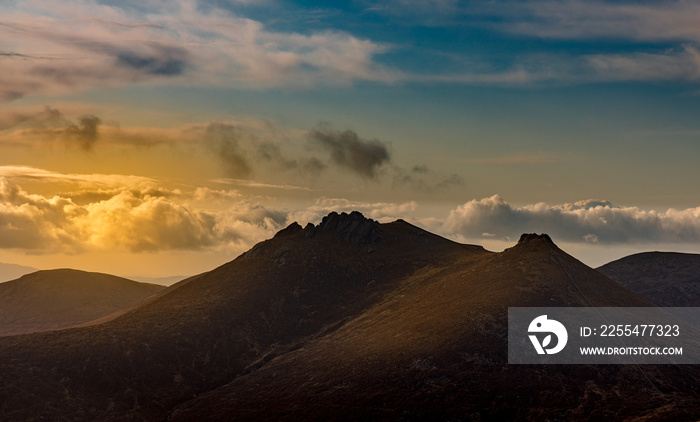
[[0, 107, 102, 151], [257, 142, 294, 168], [435, 173, 463, 190], [0, 22, 192, 102], [308, 128, 390, 178], [257, 142, 327, 176], [115, 44, 188, 76], [0, 106, 63, 130], [393, 164, 463, 192], [0, 90, 23, 102], [204, 123, 253, 178], [65, 115, 101, 151], [411, 164, 429, 174], [302, 157, 327, 175]]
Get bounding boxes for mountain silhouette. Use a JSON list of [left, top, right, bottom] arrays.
[[0, 269, 165, 336], [598, 251, 700, 307], [0, 213, 698, 421]]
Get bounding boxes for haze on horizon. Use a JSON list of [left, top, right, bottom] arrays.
[[2, 0, 700, 277]]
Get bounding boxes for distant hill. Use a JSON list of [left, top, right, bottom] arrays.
[[0, 262, 37, 283], [0, 213, 698, 421], [0, 269, 166, 336], [130, 275, 191, 286], [598, 251, 700, 307]]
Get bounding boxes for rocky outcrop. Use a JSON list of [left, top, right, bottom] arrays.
[[305, 211, 383, 246], [517, 233, 553, 245]]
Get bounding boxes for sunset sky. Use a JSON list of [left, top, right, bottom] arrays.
[[3, 0, 700, 278]]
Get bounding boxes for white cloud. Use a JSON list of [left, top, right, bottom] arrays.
[[442, 195, 700, 244], [0, 166, 158, 189], [370, 0, 700, 84], [0, 0, 398, 100], [491, 1, 700, 43], [0, 174, 285, 253]]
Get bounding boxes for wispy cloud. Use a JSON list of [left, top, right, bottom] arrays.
[[0, 166, 158, 188], [391, 164, 463, 192], [0, 0, 398, 100], [441, 195, 700, 244], [439, 153, 560, 165], [364, 0, 700, 85], [212, 178, 314, 191], [488, 1, 700, 43]]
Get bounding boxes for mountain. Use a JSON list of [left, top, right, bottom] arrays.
[[0, 261, 37, 283], [0, 212, 698, 421], [0, 269, 166, 336], [598, 252, 700, 307]]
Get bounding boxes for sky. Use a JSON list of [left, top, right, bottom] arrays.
[[2, 0, 700, 278]]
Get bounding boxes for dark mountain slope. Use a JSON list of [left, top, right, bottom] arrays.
[[598, 251, 700, 306], [0, 269, 165, 336], [170, 234, 699, 422], [0, 212, 488, 421], [1, 216, 698, 421]]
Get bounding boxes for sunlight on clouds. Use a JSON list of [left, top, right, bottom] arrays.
[[0, 174, 284, 254]]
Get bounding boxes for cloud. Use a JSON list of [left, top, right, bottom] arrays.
[[487, 1, 700, 43], [0, 178, 85, 250], [308, 128, 391, 178], [0, 107, 104, 150], [0, 106, 64, 130], [114, 44, 189, 76], [453, 153, 560, 165], [0, 0, 397, 100], [212, 178, 313, 191], [202, 123, 253, 178], [367, 0, 700, 85], [441, 195, 700, 244], [256, 142, 327, 176], [0, 175, 286, 253], [0, 166, 158, 189], [392, 164, 463, 192], [193, 187, 242, 201], [583, 47, 700, 82], [64, 115, 101, 151], [373, 0, 700, 43]]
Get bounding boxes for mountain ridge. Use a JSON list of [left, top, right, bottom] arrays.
[[598, 251, 700, 307], [0, 213, 697, 421]]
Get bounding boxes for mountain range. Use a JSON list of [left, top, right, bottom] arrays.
[[0, 212, 698, 421]]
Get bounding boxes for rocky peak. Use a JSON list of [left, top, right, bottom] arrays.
[[517, 233, 554, 245], [273, 222, 303, 239], [304, 211, 383, 246]]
